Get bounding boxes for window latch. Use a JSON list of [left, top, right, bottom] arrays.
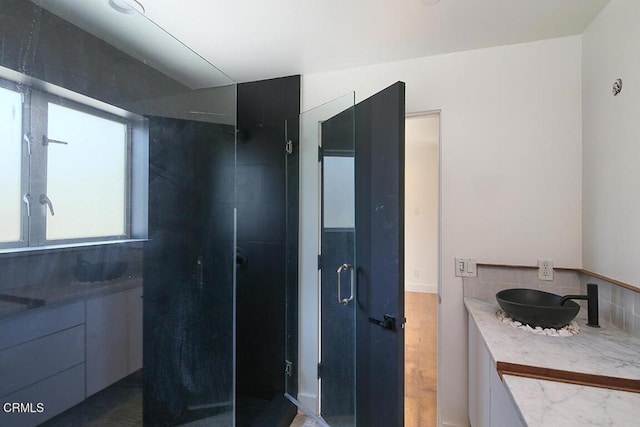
[[42, 135, 69, 146], [23, 134, 32, 155], [23, 193, 31, 217], [39, 194, 55, 216]]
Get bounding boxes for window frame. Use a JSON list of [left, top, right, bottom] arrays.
[[0, 76, 134, 250]]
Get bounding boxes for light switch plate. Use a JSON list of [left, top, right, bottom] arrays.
[[455, 258, 477, 277]]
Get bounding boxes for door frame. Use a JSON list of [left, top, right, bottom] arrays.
[[404, 109, 442, 427]]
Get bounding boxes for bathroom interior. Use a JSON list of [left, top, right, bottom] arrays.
[[0, 0, 422, 426], [2, 0, 638, 426], [0, 0, 300, 425]]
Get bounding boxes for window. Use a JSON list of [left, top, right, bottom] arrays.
[[323, 156, 355, 229], [0, 84, 23, 244], [0, 78, 135, 249], [46, 103, 128, 241]]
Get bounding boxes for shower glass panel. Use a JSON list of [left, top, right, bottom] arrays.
[[297, 93, 356, 426], [0, 1, 237, 426], [285, 116, 300, 399]]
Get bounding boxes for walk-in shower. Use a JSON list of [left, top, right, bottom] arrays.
[[0, 2, 407, 426], [0, 1, 298, 426]]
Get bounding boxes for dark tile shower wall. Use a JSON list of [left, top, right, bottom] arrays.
[[236, 76, 300, 401], [143, 118, 236, 425], [143, 75, 300, 426]]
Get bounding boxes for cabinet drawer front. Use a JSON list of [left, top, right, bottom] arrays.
[[0, 364, 85, 427], [0, 302, 85, 351], [0, 325, 85, 397]]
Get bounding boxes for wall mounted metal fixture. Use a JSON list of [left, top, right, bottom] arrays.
[[108, 0, 145, 15], [613, 78, 623, 96]]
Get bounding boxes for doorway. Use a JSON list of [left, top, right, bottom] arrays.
[[291, 83, 407, 427], [404, 113, 439, 427]]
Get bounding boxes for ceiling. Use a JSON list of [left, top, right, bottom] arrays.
[[40, 0, 610, 85], [140, 0, 609, 83]]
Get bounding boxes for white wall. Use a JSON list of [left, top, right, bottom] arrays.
[[582, 0, 640, 285], [300, 35, 583, 425], [405, 114, 439, 294]]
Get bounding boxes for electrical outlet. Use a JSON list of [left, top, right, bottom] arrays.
[[455, 258, 477, 277], [538, 260, 553, 281]]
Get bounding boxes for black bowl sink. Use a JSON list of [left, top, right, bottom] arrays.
[[496, 288, 580, 329], [73, 260, 128, 283]]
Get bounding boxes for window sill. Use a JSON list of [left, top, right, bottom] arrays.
[[0, 239, 148, 258]]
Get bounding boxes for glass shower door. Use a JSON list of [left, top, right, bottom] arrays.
[[299, 93, 356, 427], [0, 2, 239, 426]]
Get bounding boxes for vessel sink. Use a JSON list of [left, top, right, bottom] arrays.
[[73, 260, 128, 283], [496, 288, 580, 329]]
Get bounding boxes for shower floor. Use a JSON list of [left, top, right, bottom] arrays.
[[42, 372, 293, 427], [42, 370, 143, 427], [236, 395, 271, 426]]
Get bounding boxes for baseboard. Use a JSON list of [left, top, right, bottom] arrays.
[[285, 394, 328, 426], [295, 392, 317, 415], [405, 282, 438, 294]]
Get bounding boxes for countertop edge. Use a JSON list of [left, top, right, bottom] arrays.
[[0, 278, 142, 321]]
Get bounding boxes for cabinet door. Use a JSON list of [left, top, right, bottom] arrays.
[[490, 368, 524, 427], [468, 316, 491, 427], [86, 291, 129, 396], [0, 325, 84, 397], [0, 302, 84, 351], [1, 364, 85, 427], [468, 315, 524, 427], [127, 287, 143, 373]]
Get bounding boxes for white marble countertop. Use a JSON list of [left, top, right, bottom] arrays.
[[465, 297, 640, 426], [503, 375, 640, 427], [465, 297, 640, 379], [0, 277, 142, 320]]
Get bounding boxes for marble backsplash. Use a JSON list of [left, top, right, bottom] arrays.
[[578, 275, 640, 339], [462, 266, 582, 303], [464, 265, 640, 340]]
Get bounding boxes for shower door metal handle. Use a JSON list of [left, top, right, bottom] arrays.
[[336, 263, 354, 305]]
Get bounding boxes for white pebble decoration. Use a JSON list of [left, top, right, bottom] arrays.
[[496, 310, 579, 337]]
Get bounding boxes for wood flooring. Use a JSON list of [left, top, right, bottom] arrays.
[[405, 292, 438, 427], [291, 291, 438, 427]]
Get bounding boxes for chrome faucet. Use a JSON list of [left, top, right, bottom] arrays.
[[560, 283, 599, 328]]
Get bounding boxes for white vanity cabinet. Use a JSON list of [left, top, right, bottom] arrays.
[[0, 285, 142, 426], [0, 302, 86, 426], [127, 286, 143, 373], [468, 316, 524, 427], [86, 286, 143, 396]]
